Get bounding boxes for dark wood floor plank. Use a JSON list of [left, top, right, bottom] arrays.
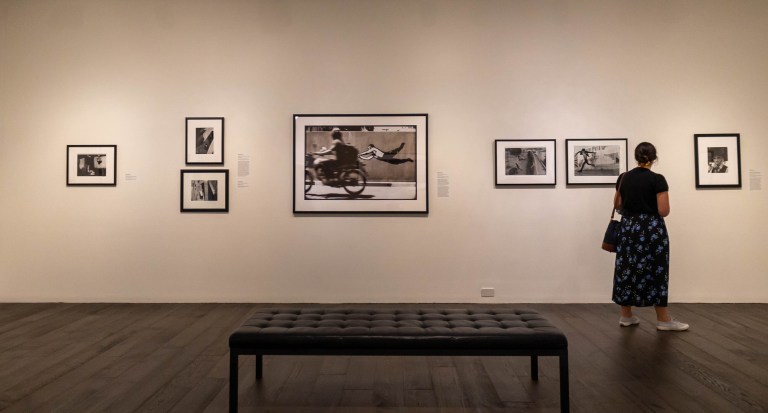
[[1, 303, 767, 413], [372, 356, 405, 409], [431, 366, 466, 409], [403, 356, 432, 390], [344, 357, 376, 390], [96, 304, 249, 413], [3, 304, 188, 413]]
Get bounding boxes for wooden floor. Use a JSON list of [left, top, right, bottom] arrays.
[[0, 303, 767, 413]]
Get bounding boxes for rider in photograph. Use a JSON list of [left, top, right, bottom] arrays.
[[313, 129, 359, 179]]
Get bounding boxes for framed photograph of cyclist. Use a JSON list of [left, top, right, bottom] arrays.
[[495, 139, 556, 186], [186, 117, 224, 165], [293, 113, 428, 213], [565, 139, 628, 185], [180, 169, 229, 212], [694, 133, 741, 188], [66, 145, 117, 186]]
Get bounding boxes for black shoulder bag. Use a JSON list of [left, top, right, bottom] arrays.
[[601, 173, 626, 253]]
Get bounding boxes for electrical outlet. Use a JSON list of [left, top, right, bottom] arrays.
[[481, 287, 495, 297]]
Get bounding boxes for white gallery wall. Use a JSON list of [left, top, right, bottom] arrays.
[[1, 0, 767, 303]]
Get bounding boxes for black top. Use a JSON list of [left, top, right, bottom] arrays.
[[616, 167, 669, 215]]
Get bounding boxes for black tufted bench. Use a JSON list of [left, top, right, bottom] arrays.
[[229, 306, 568, 412]]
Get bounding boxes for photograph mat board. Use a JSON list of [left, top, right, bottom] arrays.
[[695, 134, 741, 187], [67, 145, 116, 185], [495, 140, 556, 185], [294, 114, 428, 213], [565, 139, 628, 185]]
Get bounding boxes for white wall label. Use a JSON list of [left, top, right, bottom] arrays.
[[237, 154, 250, 188], [437, 171, 449, 198], [125, 173, 138, 181], [750, 169, 761, 191]]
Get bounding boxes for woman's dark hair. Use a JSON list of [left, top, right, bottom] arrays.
[[635, 142, 657, 164]]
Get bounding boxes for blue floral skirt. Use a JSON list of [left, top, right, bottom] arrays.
[[612, 213, 670, 307]]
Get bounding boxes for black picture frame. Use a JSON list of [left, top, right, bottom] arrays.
[[293, 114, 428, 213], [180, 169, 229, 212], [694, 133, 741, 188], [495, 139, 556, 186], [66, 145, 117, 186], [185, 117, 224, 165], [565, 139, 628, 185]]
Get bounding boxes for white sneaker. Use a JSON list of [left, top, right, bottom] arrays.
[[619, 316, 640, 327], [656, 319, 689, 331]]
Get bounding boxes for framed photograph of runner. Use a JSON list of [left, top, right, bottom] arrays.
[[293, 114, 428, 214], [186, 117, 224, 165], [694, 133, 741, 188], [565, 139, 628, 185], [495, 139, 556, 186], [180, 169, 229, 212], [66, 145, 117, 186]]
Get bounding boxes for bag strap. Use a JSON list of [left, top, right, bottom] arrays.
[[611, 172, 627, 219]]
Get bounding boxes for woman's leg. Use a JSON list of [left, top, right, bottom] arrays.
[[620, 306, 633, 318], [654, 306, 672, 322]]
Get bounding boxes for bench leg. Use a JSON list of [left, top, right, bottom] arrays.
[[530, 355, 538, 380], [229, 351, 238, 413], [256, 354, 263, 380], [559, 351, 569, 413]]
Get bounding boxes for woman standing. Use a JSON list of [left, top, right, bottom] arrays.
[[612, 142, 689, 331]]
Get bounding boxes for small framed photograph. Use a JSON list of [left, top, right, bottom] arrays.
[[495, 139, 556, 186], [565, 139, 628, 185], [294, 114, 428, 213], [186, 117, 224, 164], [66, 145, 117, 186], [180, 169, 229, 212], [694, 133, 741, 188]]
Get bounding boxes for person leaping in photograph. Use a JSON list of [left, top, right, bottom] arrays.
[[358, 142, 414, 164], [576, 148, 596, 172]]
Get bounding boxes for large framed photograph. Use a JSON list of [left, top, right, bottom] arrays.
[[565, 139, 628, 185], [495, 139, 556, 185], [186, 117, 224, 165], [694, 133, 741, 188], [180, 169, 229, 212], [294, 114, 428, 213], [66, 145, 117, 186]]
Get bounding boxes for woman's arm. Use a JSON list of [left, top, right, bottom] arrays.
[[613, 191, 622, 210], [657, 191, 670, 217]]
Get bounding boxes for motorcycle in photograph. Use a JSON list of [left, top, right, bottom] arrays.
[[304, 153, 368, 196]]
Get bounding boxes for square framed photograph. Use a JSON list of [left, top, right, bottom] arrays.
[[180, 169, 229, 212], [186, 117, 224, 164], [294, 114, 428, 213], [565, 139, 628, 185], [495, 139, 556, 185], [694, 133, 741, 188], [66, 145, 117, 186]]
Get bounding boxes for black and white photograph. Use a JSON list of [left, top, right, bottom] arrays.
[[180, 169, 229, 212], [566, 139, 628, 185], [185, 117, 224, 164], [66, 145, 117, 186], [495, 139, 556, 185], [694, 133, 742, 188], [294, 114, 428, 213]]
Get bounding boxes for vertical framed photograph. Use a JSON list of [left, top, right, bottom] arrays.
[[66, 145, 117, 186], [495, 139, 556, 186], [294, 114, 428, 213], [565, 139, 628, 185], [694, 133, 741, 188], [180, 169, 229, 212], [186, 117, 224, 164]]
